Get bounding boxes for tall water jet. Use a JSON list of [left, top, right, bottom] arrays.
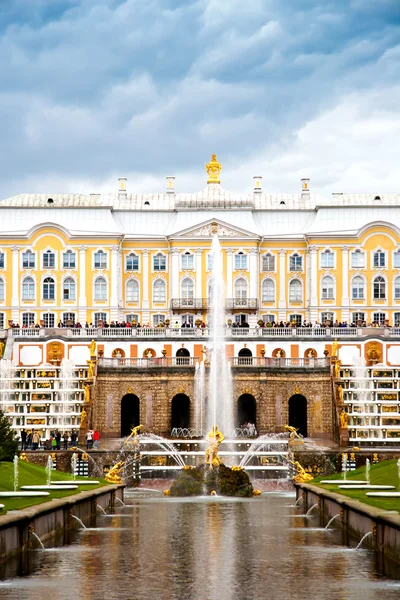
[[207, 234, 233, 435], [46, 455, 53, 486], [194, 362, 205, 434], [366, 458, 370, 485], [13, 455, 18, 492]]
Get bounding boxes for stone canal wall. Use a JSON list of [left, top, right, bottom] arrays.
[[295, 482, 400, 566], [0, 485, 124, 565]]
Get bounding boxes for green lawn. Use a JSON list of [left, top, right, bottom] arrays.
[[313, 459, 400, 513], [0, 460, 109, 512]]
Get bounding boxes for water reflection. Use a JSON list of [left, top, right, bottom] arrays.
[[0, 495, 399, 600]]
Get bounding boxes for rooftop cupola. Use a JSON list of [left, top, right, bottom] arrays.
[[118, 177, 127, 199], [166, 176, 175, 193], [253, 176, 262, 193], [206, 154, 222, 185], [301, 177, 310, 200]]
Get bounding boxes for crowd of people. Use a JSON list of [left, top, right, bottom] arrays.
[[19, 429, 90, 450], [240, 421, 257, 436]]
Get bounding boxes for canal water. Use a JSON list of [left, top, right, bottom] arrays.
[[1, 492, 400, 600]]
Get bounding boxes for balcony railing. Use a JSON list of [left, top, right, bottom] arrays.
[[232, 357, 330, 368], [171, 298, 209, 309], [98, 356, 330, 368], [225, 298, 258, 309]]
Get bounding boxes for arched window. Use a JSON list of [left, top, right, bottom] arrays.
[[352, 276, 365, 300], [94, 250, 107, 269], [43, 277, 55, 300], [0, 278, 4, 301], [321, 249, 334, 268], [289, 253, 302, 271], [394, 250, 400, 268], [153, 253, 166, 271], [63, 250, 76, 268], [153, 279, 166, 302], [22, 249, 35, 269], [373, 276, 386, 299], [94, 277, 107, 300], [395, 277, 400, 300], [126, 280, 139, 302], [43, 249, 55, 269], [351, 249, 365, 268], [289, 279, 302, 302], [22, 277, 35, 300], [234, 278, 247, 299], [321, 276, 334, 299], [181, 252, 194, 270], [262, 279, 275, 302], [262, 253, 275, 271], [63, 277, 76, 300], [181, 277, 194, 299], [126, 253, 139, 271], [373, 250, 385, 268], [235, 252, 247, 270]]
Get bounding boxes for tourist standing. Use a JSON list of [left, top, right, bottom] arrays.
[[55, 430, 61, 450], [86, 429, 93, 450], [93, 430, 100, 449], [32, 431, 40, 450], [21, 429, 27, 450], [63, 431, 69, 450], [71, 429, 77, 447]]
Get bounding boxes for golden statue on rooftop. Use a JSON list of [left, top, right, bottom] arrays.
[[206, 154, 222, 184]]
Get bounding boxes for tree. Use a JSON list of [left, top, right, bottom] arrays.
[[0, 409, 18, 461]]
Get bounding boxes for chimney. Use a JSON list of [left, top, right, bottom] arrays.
[[301, 178, 310, 200], [253, 176, 262, 193], [166, 176, 175, 193]]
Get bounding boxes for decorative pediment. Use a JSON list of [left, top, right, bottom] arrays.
[[173, 219, 257, 239]]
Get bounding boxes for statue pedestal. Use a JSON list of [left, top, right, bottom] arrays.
[[339, 427, 349, 447]]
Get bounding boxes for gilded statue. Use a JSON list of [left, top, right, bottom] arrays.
[[0, 341, 4, 358], [202, 346, 210, 366], [366, 342, 381, 363], [89, 339, 97, 357], [339, 409, 349, 429], [291, 460, 314, 483], [84, 384, 91, 403], [334, 359, 341, 379], [337, 384, 343, 405], [124, 424, 143, 445], [87, 360, 95, 379], [284, 424, 304, 445], [105, 461, 124, 484], [331, 338, 338, 357], [205, 425, 224, 467], [80, 408, 88, 428], [205, 154, 222, 184], [48, 341, 63, 363]]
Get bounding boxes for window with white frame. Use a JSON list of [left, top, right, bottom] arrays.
[[94, 312, 107, 326], [394, 250, 400, 268], [262, 314, 276, 324], [373, 250, 385, 268], [235, 252, 247, 270], [262, 253, 275, 271], [394, 312, 400, 326], [63, 250, 76, 268], [289, 253, 302, 271], [395, 277, 400, 300], [126, 253, 139, 271], [321, 249, 334, 268], [62, 312, 76, 325], [262, 279, 275, 302], [94, 250, 107, 269], [0, 278, 5, 301], [352, 312, 365, 324], [153, 279, 166, 302], [181, 313, 194, 327], [22, 277, 35, 300], [43, 277, 55, 300], [22, 312, 35, 327], [181, 252, 194, 270], [153, 314, 166, 327], [63, 277, 76, 300], [22, 250, 35, 268], [289, 279, 302, 302], [234, 278, 247, 299], [373, 276, 386, 299], [289, 314, 302, 327], [351, 249, 365, 268], [181, 277, 194, 300], [43, 313, 55, 328], [43, 250, 55, 269], [321, 312, 334, 325], [207, 254, 213, 270], [153, 253, 166, 271], [126, 280, 139, 302], [126, 314, 139, 324], [352, 276, 365, 300], [0, 253, 4, 269], [94, 277, 107, 300], [321, 276, 334, 299], [373, 312, 386, 325]]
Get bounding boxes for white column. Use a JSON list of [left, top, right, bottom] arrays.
[[278, 250, 286, 321], [226, 249, 233, 298], [11, 246, 20, 323], [142, 250, 150, 325], [341, 246, 350, 322], [78, 246, 87, 323], [309, 246, 318, 322], [249, 248, 258, 299], [110, 246, 119, 321], [171, 249, 180, 299], [196, 249, 202, 299]]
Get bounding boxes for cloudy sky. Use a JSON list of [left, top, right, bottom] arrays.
[[1, 0, 400, 198]]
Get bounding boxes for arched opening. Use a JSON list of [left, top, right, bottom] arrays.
[[288, 394, 307, 437], [112, 348, 125, 358], [171, 394, 190, 430], [176, 347, 190, 365], [238, 347, 252, 365], [142, 348, 156, 358], [237, 394, 257, 430], [120, 394, 140, 437]]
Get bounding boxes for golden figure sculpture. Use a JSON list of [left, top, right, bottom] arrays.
[[80, 408, 87, 428], [205, 425, 224, 467], [205, 154, 222, 184], [19, 453, 29, 462], [337, 384, 343, 405], [89, 339, 97, 357], [105, 461, 124, 484], [339, 409, 349, 429], [87, 360, 95, 379], [124, 424, 143, 445], [84, 384, 91, 403], [331, 338, 339, 357], [202, 346, 210, 366], [291, 460, 314, 483], [334, 359, 341, 379], [284, 424, 304, 445], [0, 341, 4, 358]]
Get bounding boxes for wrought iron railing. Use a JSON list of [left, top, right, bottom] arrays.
[[171, 298, 209, 309], [225, 298, 259, 309]]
